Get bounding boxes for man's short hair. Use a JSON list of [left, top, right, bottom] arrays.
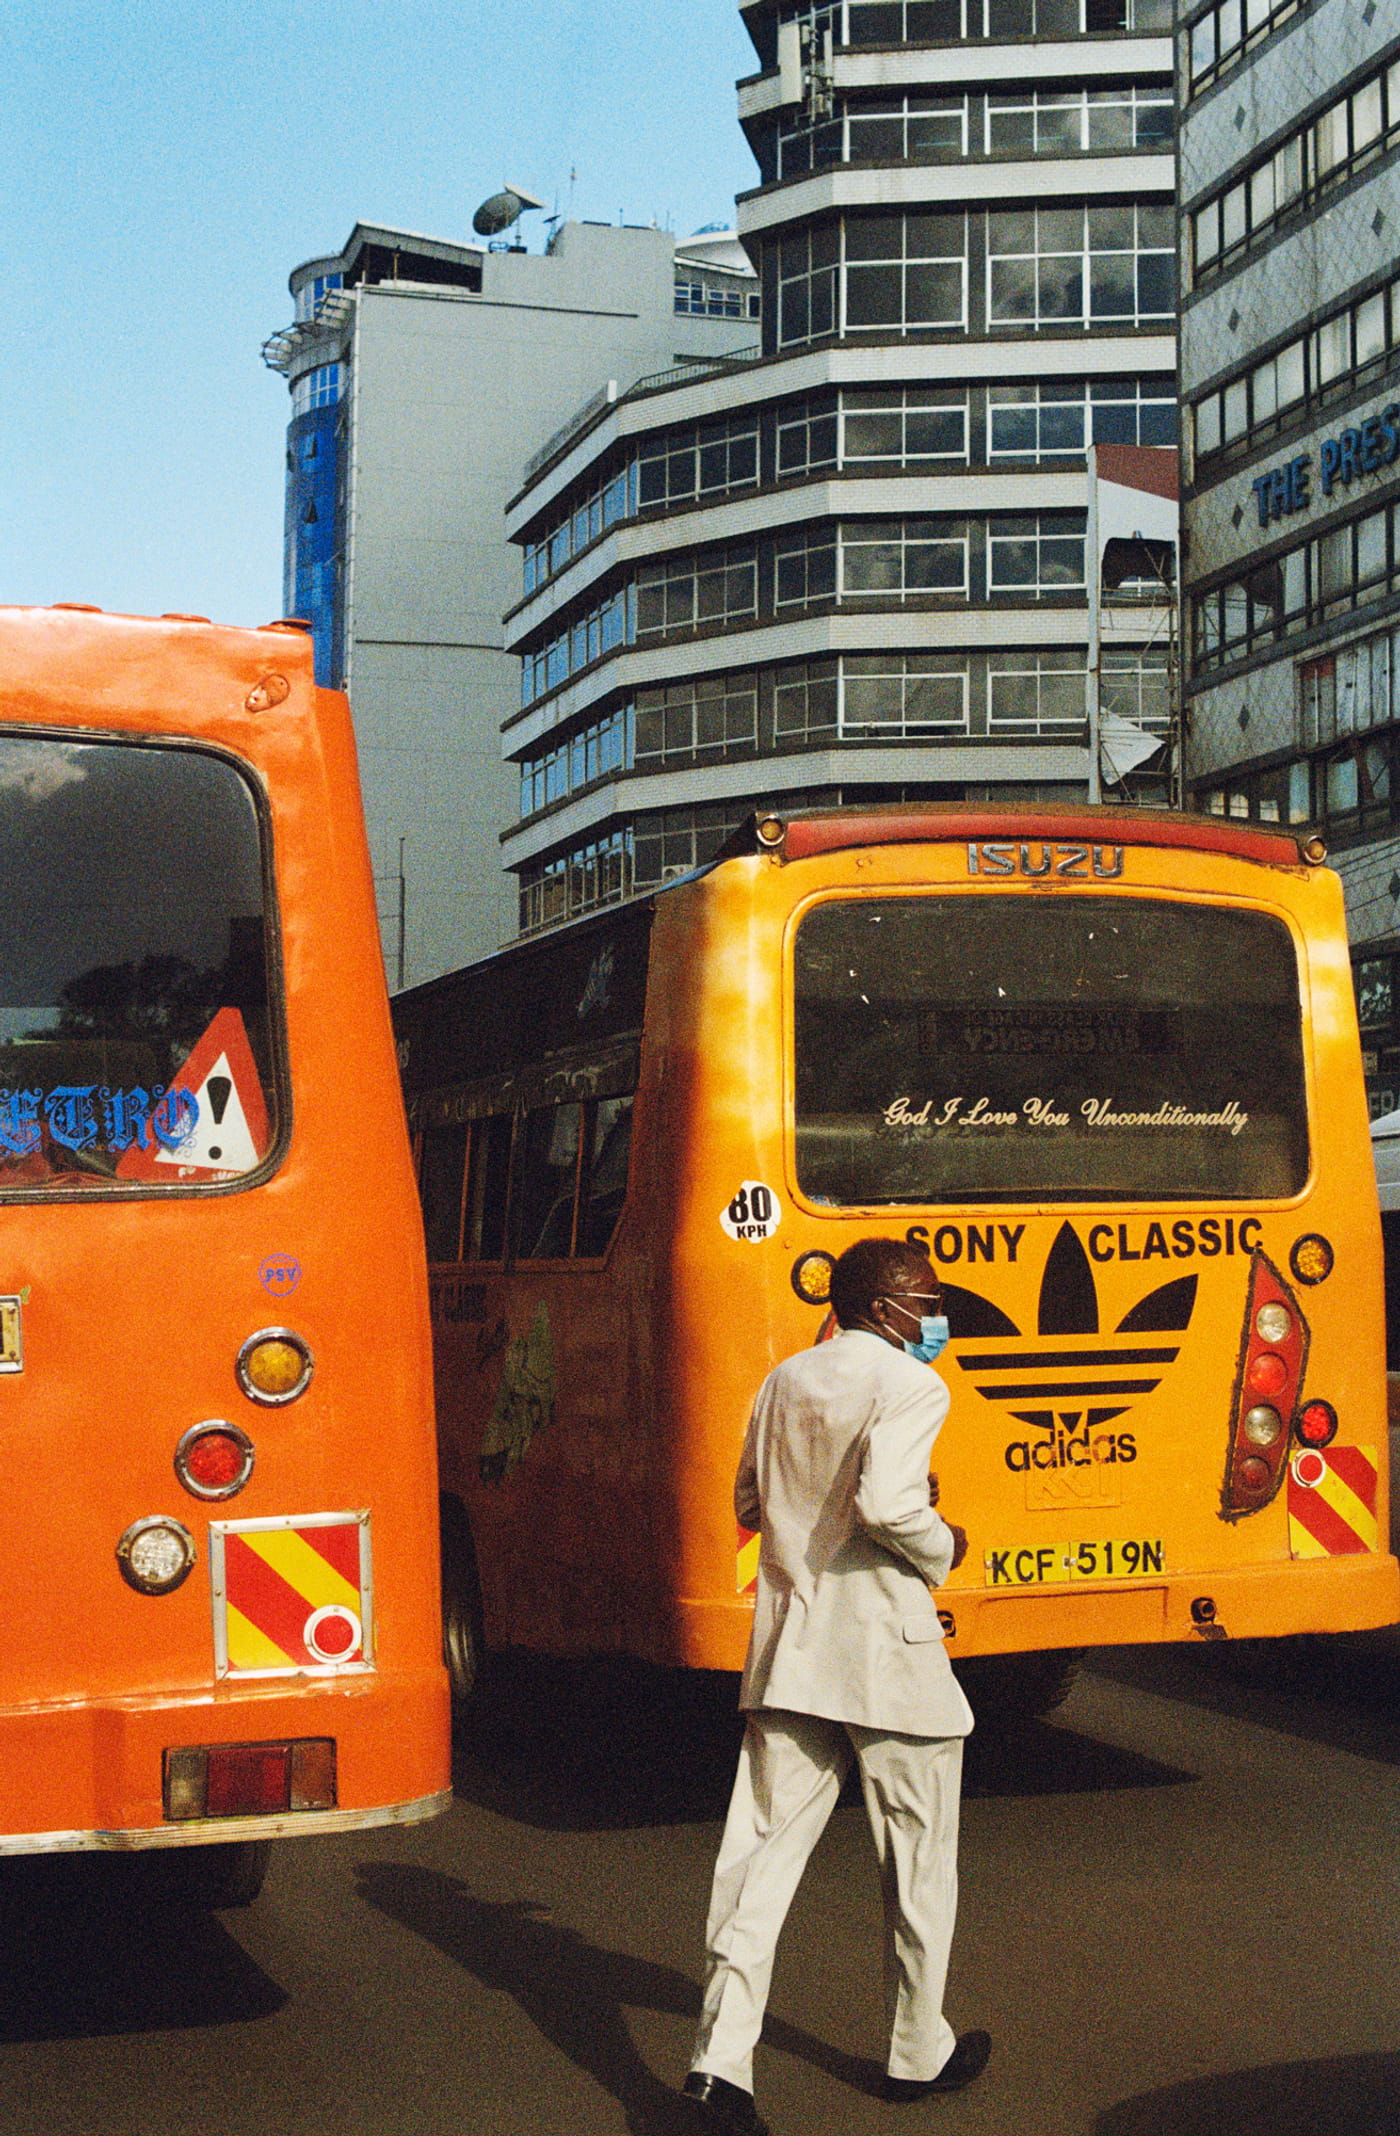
[[829, 1237, 930, 1329]]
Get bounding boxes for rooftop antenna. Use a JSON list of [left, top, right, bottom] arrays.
[[471, 181, 547, 251]]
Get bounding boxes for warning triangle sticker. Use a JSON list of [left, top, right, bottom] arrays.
[[117, 1007, 271, 1182]]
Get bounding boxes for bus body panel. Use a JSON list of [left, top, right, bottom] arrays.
[[0, 607, 450, 1848], [401, 810, 1398, 1677]]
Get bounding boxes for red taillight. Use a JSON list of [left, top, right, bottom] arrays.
[[163, 1737, 337, 1820], [1222, 1252, 1309, 1518], [1296, 1398, 1338, 1448], [175, 1420, 255, 1501]]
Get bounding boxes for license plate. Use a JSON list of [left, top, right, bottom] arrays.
[[985, 1539, 1165, 1587]]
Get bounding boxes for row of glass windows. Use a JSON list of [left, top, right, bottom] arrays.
[[1193, 273, 1400, 468], [293, 272, 343, 324], [518, 828, 633, 938], [767, 85, 1172, 182], [1192, 56, 1400, 285], [1200, 724, 1400, 848], [518, 704, 634, 818], [520, 378, 1175, 599], [1186, 0, 1307, 97], [771, 205, 1174, 347], [761, 0, 1168, 54], [513, 646, 1168, 826], [418, 1096, 632, 1267], [1191, 492, 1400, 673], [674, 279, 761, 320], [290, 363, 342, 417], [520, 512, 1144, 705]]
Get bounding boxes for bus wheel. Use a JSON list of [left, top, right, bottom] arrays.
[[440, 1491, 486, 1730], [954, 1649, 1081, 1729], [158, 1839, 273, 1908]]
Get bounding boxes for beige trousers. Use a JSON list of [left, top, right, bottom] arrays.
[[690, 1706, 964, 2090]]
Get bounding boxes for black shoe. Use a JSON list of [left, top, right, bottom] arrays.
[[884, 2031, 992, 2100], [682, 2070, 771, 2135]]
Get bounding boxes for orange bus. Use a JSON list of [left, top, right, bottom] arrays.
[[0, 603, 449, 1901], [394, 804, 1399, 1713]]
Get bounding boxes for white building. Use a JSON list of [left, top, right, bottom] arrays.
[[264, 218, 757, 982], [501, 0, 1178, 937]]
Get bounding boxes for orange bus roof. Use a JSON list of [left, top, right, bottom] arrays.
[[756, 804, 1310, 870]]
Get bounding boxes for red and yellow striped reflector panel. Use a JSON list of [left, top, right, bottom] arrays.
[[212, 1513, 372, 1678], [1288, 1446, 1379, 1558], [737, 1521, 759, 1596]]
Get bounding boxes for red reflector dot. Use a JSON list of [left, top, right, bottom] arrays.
[[1294, 1450, 1327, 1488], [1297, 1400, 1338, 1447], [1239, 1455, 1272, 1490], [186, 1432, 246, 1490], [304, 1605, 361, 1662], [1247, 1352, 1289, 1397]]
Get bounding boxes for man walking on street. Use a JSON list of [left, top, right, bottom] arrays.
[[682, 1236, 990, 2136]]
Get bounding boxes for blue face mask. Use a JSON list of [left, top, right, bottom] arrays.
[[904, 1314, 950, 1365], [885, 1296, 950, 1364]]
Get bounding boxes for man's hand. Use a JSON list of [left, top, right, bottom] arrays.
[[945, 1522, 968, 1570]]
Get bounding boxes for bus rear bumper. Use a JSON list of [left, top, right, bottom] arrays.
[[676, 1553, 1400, 1665], [0, 1666, 451, 1855]]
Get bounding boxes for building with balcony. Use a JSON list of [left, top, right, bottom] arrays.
[[500, 0, 1178, 937], [1177, 0, 1400, 1112], [263, 218, 757, 981]]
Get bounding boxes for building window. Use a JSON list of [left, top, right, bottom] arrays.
[[1187, 0, 1311, 98], [293, 273, 343, 324], [635, 545, 759, 639], [635, 676, 759, 762], [986, 648, 1088, 731], [521, 586, 633, 706], [1192, 276, 1400, 470], [988, 512, 1087, 594], [675, 278, 761, 320], [633, 802, 758, 889], [522, 461, 635, 596], [774, 660, 841, 741], [775, 527, 839, 607], [1191, 502, 1400, 674], [776, 393, 841, 478], [518, 828, 633, 935], [988, 203, 1175, 330], [518, 704, 634, 820], [1102, 646, 1171, 730], [988, 376, 1176, 458], [777, 223, 840, 346], [637, 418, 760, 510], [1191, 58, 1400, 285], [841, 518, 970, 597], [844, 211, 968, 334], [290, 363, 342, 417], [842, 386, 969, 465], [985, 84, 1172, 155], [841, 653, 969, 734]]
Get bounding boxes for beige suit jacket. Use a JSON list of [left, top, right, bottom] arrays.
[[736, 1328, 974, 1739]]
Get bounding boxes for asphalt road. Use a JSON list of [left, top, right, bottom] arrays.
[[2, 1637, 1399, 2136]]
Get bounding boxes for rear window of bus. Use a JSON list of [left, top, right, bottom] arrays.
[[793, 894, 1309, 1204], [0, 735, 278, 1193]]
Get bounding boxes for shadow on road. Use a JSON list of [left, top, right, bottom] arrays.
[[0, 1853, 284, 2042], [357, 1860, 883, 2136], [1097, 2053, 1400, 2135], [452, 1651, 1195, 1833], [1092, 1634, 1400, 1768]]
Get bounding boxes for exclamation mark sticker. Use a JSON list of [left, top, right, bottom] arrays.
[[207, 1075, 231, 1163]]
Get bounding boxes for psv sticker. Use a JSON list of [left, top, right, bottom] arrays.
[[722, 1181, 782, 1242]]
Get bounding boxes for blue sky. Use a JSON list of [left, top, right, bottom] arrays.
[[2, 2, 758, 627]]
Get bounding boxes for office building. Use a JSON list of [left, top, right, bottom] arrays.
[[1178, 0, 1400, 1111], [263, 218, 757, 980], [501, 0, 1178, 937]]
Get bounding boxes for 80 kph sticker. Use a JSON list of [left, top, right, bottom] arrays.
[[721, 1181, 782, 1242], [986, 1539, 1166, 1587]]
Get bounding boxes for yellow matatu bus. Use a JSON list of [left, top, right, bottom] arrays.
[[393, 804, 1400, 1710]]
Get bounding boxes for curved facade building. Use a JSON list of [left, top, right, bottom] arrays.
[[502, 0, 1178, 935]]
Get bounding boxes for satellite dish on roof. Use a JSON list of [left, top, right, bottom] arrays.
[[472, 182, 548, 237]]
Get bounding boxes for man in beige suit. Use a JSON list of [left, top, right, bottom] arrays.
[[682, 1236, 990, 2136]]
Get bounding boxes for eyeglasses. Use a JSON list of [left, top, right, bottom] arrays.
[[883, 1289, 943, 1309]]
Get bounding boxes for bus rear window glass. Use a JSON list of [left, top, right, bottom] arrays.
[[465, 1115, 511, 1262], [794, 895, 1308, 1203], [578, 1095, 633, 1256], [420, 1122, 467, 1260], [0, 737, 277, 1193]]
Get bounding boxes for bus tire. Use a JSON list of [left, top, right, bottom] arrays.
[[159, 1839, 273, 1909], [954, 1649, 1081, 1729], [440, 1491, 486, 1730]]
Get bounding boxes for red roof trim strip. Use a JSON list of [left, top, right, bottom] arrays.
[[775, 808, 1304, 869]]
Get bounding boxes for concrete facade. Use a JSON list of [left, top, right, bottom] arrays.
[[1177, 0, 1400, 1110], [265, 220, 757, 984], [500, 0, 1179, 937]]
